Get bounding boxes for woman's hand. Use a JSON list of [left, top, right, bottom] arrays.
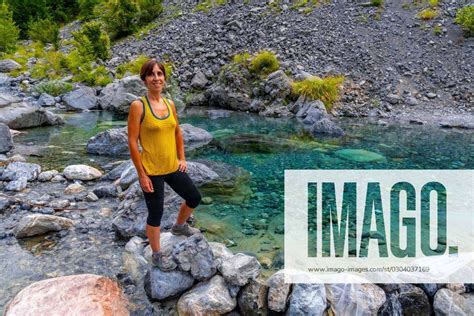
[[139, 174, 154, 193], [178, 159, 188, 173]]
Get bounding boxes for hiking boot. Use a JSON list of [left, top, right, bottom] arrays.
[[171, 223, 200, 237], [151, 251, 175, 271]]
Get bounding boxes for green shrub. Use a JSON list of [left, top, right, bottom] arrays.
[[116, 55, 149, 78], [455, 5, 474, 37], [73, 64, 112, 86], [30, 50, 69, 79], [137, 0, 163, 24], [291, 75, 345, 111], [102, 0, 140, 39], [78, 0, 102, 20], [371, 0, 383, 7], [248, 50, 280, 77], [34, 80, 73, 96], [0, 2, 19, 52], [72, 21, 110, 60], [27, 18, 60, 49]]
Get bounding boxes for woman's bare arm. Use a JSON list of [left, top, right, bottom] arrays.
[[128, 100, 153, 192]]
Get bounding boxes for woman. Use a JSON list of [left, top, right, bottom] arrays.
[[127, 59, 201, 270]]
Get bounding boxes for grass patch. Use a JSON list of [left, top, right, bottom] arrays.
[[34, 80, 73, 96], [433, 24, 443, 35], [291, 75, 345, 111], [248, 50, 280, 78], [194, 0, 227, 13], [417, 8, 438, 20], [455, 5, 474, 37]]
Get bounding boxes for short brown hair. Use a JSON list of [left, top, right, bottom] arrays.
[[140, 59, 167, 81]]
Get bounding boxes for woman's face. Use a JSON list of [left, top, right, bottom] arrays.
[[145, 64, 165, 92]]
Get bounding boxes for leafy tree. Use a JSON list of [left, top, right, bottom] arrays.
[[72, 20, 110, 60], [102, 0, 140, 39], [27, 18, 60, 48], [0, 2, 19, 52]]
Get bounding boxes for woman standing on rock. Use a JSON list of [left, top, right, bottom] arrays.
[[127, 59, 201, 269]]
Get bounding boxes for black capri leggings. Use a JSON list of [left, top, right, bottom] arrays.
[[142, 169, 202, 227]]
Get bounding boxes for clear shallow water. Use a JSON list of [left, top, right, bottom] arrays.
[[3, 109, 473, 308]]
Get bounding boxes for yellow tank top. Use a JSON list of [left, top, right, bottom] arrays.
[[139, 95, 179, 176]]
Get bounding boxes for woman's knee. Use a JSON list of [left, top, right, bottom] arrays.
[[186, 191, 202, 208], [146, 214, 162, 227]]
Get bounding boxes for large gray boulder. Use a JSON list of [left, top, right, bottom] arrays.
[[177, 275, 236, 315], [112, 188, 184, 238], [218, 253, 261, 286], [122, 236, 148, 285], [433, 288, 473, 315], [0, 59, 21, 72], [325, 283, 386, 316], [397, 284, 431, 315], [287, 283, 327, 316], [144, 267, 194, 301], [238, 278, 269, 316], [0, 123, 13, 153], [86, 124, 212, 157], [0, 92, 21, 108], [14, 214, 74, 238], [117, 160, 219, 190], [264, 70, 292, 100], [63, 87, 98, 111], [266, 270, 292, 312], [0, 99, 63, 129], [172, 233, 217, 281], [180, 123, 213, 150], [289, 95, 344, 137], [1, 161, 41, 181], [86, 127, 129, 156], [98, 75, 146, 114], [37, 93, 56, 107]]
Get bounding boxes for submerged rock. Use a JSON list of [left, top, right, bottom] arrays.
[[4, 274, 129, 316], [14, 214, 74, 238], [177, 275, 236, 315], [335, 148, 386, 163]]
